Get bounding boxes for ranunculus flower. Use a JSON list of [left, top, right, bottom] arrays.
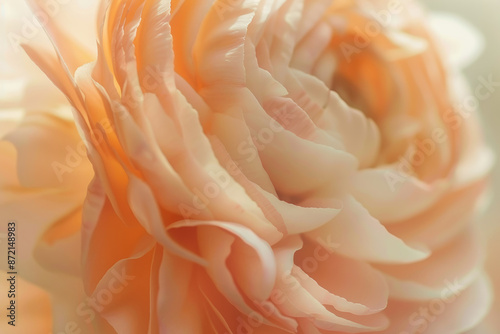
[[1, 0, 498, 333]]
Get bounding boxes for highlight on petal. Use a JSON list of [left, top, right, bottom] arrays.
[[304, 196, 430, 264], [428, 12, 485, 69]]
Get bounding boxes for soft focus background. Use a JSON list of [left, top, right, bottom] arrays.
[[423, 0, 500, 331], [422, 0, 500, 229]]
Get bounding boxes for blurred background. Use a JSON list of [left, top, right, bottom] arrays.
[[422, 1, 500, 331], [423, 0, 500, 229]]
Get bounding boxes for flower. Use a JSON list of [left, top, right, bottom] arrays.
[[0, 0, 98, 332], [2, 0, 497, 333]]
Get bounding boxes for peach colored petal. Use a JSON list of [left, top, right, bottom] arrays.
[[351, 168, 449, 223], [375, 228, 483, 301], [26, 0, 94, 73], [255, 186, 341, 234], [168, 219, 276, 304], [210, 112, 277, 194], [304, 196, 429, 264], [287, 69, 381, 168], [294, 237, 389, 315], [5, 112, 92, 188], [90, 249, 155, 334], [381, 274, 492, 334], [271, 237, 389, 332], [387, 181, 488, 250], [156, 251, 206, 334]]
